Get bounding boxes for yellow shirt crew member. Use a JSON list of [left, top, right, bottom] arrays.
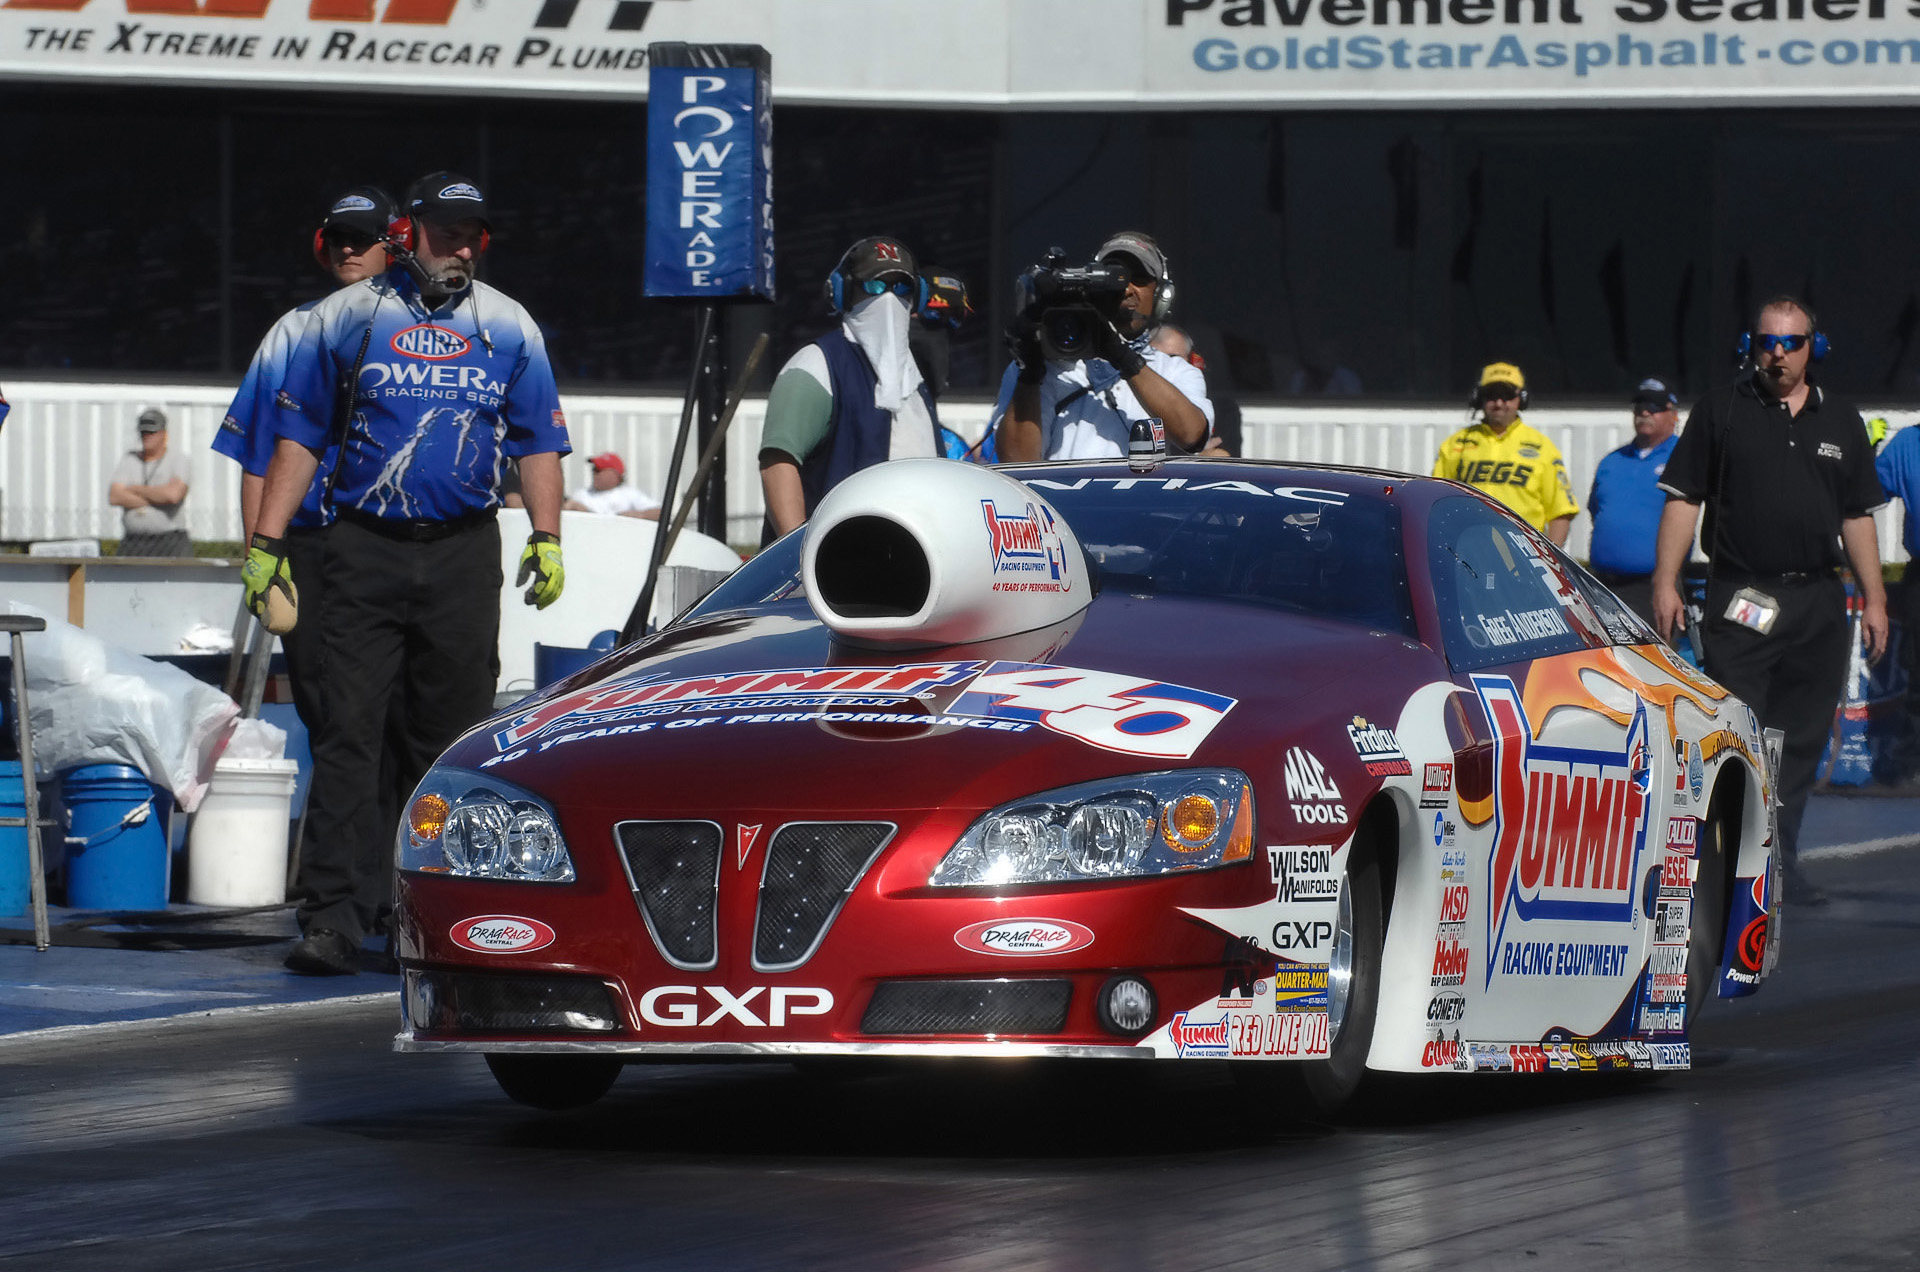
[[1433, 361, 1579, 545]]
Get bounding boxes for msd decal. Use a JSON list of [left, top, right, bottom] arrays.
[[390, 323, 473, 360], [1473, 674, 1653, 989], [981, 498, 1072, 594], [450, 915, 556, 954]]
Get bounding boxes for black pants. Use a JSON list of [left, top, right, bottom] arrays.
[[295, 515, 502, 946], [1700, 574, 1849, 871], [1896, 577, 1920, 779]]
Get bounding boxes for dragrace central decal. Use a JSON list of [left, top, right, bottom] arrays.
[[485, 660, 1237, 762], [1472, 673, 1653, 991]]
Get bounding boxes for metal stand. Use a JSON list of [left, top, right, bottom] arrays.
[[1, 616, 52, 951]]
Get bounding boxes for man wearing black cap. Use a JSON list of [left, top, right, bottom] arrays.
[[250, 171, 572, 975], [1585, 377, 1682, 627], [109, 408, 192, 557], [760, 236, 942, 540], [1652, 296, 1889, 903], [991, 231, 1212, 463]]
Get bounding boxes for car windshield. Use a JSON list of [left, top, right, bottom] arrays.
[[684, 469, 1416, 639]]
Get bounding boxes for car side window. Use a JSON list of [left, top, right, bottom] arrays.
[[1426, 496, 1605, 671]]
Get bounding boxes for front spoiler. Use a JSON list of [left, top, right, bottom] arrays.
[[393, 1032, 1153, 1060]]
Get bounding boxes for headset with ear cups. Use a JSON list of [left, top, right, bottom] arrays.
[[1738, 295, 1828, 365], [1736, 328, 1828, 363], [824, 237, 915, 315], [312, 187, 398, 269], [1468, 382, 1530, 411]]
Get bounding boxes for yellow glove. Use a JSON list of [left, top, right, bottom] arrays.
[[240, 533, 299, 634], [1868, 416, 1889, 448], [516, 531, 564, 609]]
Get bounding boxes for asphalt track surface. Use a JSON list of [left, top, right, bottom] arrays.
[[2, 844, 1918, 1271]]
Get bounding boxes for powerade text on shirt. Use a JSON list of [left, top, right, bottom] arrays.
[[271, 273, 570, 522]]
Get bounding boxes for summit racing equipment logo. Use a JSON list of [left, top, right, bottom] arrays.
[[981, 498, 1071, 593], [391, 324, 473, 360], [487, 660, 1238, 762], [1167, 1012, 1230, 1058], [1473, 674, 1653, 989]]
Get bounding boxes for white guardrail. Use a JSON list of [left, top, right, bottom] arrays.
[[1, 380, 1911, 562]]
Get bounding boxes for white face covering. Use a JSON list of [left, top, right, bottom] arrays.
[[842, 291, 923, 414]]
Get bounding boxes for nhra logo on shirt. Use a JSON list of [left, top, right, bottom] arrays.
[[391, 324, 473, 361], [1472, 674, 1653, 989], [981, 498, 1071, 592]]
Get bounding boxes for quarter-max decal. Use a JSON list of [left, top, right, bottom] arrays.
[[450, 915, 556, 954]]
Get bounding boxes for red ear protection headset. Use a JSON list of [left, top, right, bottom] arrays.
[[384, 215, 490, 257]]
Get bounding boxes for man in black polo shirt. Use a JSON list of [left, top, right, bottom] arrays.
[[1650, 296, 1888, 903]]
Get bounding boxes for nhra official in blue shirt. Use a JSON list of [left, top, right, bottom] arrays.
[[1875, 419, 1920, 783], [1586, 377, 1681, 627], [248, 171, 572, 976]]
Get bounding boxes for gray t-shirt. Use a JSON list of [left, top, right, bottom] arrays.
[[110, 446, 191, 536]]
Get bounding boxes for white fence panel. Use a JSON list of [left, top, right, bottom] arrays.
[[2, 382, 1910, 562]]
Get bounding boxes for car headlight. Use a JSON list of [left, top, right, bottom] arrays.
[[931, 770, 1254, 886], [398, 768, 576, 883]]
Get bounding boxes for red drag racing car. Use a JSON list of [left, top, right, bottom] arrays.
[[393, 457, 1780, 1114]]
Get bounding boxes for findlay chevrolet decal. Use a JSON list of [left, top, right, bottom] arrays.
[[1473, 674, 1653, 989], [487, 660, 1237, 762]]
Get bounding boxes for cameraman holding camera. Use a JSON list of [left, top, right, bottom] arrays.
[[991, 232, 1212, 462]]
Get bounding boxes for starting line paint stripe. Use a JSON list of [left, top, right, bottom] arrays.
[[1800, 835, 1920, 862], [0, 991, 395, 1048]]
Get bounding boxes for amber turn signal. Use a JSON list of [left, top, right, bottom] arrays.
[[1221, 784, 1255, 862], [409, 792, 450, 840]]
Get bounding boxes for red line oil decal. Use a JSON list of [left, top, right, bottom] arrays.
[[953, 918, 1095, 957], [1472, 673, 1652, 990], [450, 915, 556, 954]]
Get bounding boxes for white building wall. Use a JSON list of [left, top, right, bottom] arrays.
[[2, 381, 1910, 562]]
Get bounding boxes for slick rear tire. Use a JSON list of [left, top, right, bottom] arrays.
[[1233, 835, 1385, 1121], [486, 1054, 624, 1110], [1685, 799, 1733, 1021]]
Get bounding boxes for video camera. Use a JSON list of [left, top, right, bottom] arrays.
[[1016, 248, 1132, 363]]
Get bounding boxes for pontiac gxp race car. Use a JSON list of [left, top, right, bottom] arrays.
[[393, 456, 1781, 1115]]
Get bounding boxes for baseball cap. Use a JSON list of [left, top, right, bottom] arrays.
[[137, 408, 166, 434], [320, 186, 394, 240], [1097, 231, 1168, 281], [917, 268, 971, 327], [1632, 377, 1678, 409], [405, 171, 490, 229], [839, 237, 917, 287], [589, 452, 624, 476], [1478, 361, 1526, 391]]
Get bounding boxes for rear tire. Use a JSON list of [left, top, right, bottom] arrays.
[[1233, 836, 1385, 1120], [485, 1053, 624, 1110], [1685, 804, 1732, 1021]]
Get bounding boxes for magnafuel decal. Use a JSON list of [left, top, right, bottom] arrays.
[[1472, 674, 1653, 991]]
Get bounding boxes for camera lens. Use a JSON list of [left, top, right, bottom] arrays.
[[1042, 309, 1089, 361]]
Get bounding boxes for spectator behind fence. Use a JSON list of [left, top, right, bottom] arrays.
[[565, 453, 660, 519], [1586, 377, 1681, 627], [1652, 295, 1887, 904], [1432, 362, 1578, 546], [1152, 324, 1236, 457], [1873, 418, 1920, 785], [108, 409, 192, 557]]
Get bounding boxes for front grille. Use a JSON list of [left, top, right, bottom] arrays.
[[753, 822, 894, 971], [862, 979, 1073, 1036], [616, 820, 722, 970], [405, 969, 620, 1034]]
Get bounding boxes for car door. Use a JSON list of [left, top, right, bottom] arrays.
[[1424, 496, 1666, 1062]]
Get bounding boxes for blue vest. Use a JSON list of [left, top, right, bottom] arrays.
[[801, 329, 939, 515]]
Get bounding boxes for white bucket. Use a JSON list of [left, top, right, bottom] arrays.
[[187, 758, 298, 907]]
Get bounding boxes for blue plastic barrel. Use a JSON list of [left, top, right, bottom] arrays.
[[534, 630, 621, 690], [0, 762, 28, 918], [62, 764, 170, 911]]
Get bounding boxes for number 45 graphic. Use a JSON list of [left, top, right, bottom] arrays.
[[959, 663, 1238, 760]]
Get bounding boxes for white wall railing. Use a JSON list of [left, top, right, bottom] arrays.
[[2, 381, 1911, 562]]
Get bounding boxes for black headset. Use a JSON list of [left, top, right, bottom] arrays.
[[825, 237, 916, 314], [1101, 234, 1176, 324], [1469, 374, 1529, 412], [1736, 296, 1829, 364]]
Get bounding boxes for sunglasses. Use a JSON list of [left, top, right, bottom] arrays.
[[1756, 333, 1811, 354], [324, 230, 381, 255], [1633, 401, 1673, 415], [1479, 387, 1520, 402], [859, 277, 914, 299]]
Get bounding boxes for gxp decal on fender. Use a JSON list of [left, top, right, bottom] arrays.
[[391, 323, 473, 360], [1472, 673, 1653, 989], [451, 915, 556, 954], [953, 918, 1095, 957]]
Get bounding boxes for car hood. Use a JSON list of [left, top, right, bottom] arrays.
[[441, 595, 1445, 816]]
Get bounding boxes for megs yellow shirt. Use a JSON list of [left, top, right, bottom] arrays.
[[1431, 418, 1579, 530]]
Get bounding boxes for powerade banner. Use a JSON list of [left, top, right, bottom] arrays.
[[2, 1, 1918, 106], [643, 43, 774, 300]]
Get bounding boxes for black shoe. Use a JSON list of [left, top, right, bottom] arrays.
[[285, 927, 360, 976]]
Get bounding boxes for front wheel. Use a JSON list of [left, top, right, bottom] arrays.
[[485, 1053, 624, 1110], [1233, 839, 1385, 1120]]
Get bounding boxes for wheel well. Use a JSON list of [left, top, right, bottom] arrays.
[[1354, 797, 1401, 925], [1701, 763, 1748, 955]]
